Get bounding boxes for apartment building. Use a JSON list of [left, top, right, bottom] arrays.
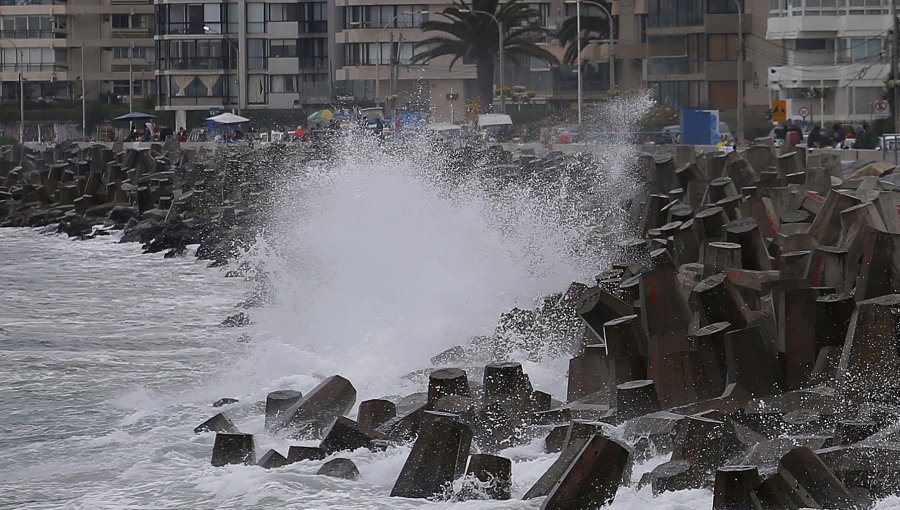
[[636, 0, 778, 137], [0, 0, 155, 104], [767, 0, 892, 124], [153, 0, 331, 128]]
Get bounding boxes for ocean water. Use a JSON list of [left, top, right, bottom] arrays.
[[4, 106, 899, 508]]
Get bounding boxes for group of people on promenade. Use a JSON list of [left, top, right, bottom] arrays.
[[774, 119, 880, 150]]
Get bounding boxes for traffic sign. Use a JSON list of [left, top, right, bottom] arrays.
[[874, 99, 889, 118], [771, 100, 787, 123], [798, 106, 810, 119]]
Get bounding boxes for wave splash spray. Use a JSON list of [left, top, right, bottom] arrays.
[[239, 94, 652, 401]]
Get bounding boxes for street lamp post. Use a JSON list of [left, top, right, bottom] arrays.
[[368, 11, 428, 106], [734, 0, 745, 147], [460, 8, 504, 113], [204, 25, 240, 115], [566, 0, 614, 125]]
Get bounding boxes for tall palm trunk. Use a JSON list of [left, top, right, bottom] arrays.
[[475, 58, 496, 112]]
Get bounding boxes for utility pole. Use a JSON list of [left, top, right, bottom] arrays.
[[735, 0, 744, 147], [893, 0, 899, 133], [81, 45, 86, 140]]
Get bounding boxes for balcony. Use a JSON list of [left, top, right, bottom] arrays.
[[111, 28, 152, 39], [159, 58, 236, 71], [0, 29, 61, 40], [299, 57, 329, 71]]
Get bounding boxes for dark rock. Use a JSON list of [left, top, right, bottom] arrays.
[[194, 413, 238, 434], [317, 458, 360, 480], [220, 312, 251, 327], [648, 460, 705, 494], [212, 397, 239, 407]]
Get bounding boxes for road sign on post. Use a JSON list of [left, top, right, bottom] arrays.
[[798, 106, 810, 119], [875, 99, 890, 118]]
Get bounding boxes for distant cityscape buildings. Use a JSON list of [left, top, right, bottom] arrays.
[[0, 0, 894, 133]]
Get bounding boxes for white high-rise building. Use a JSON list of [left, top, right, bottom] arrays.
[[767, 0, 892, 124]]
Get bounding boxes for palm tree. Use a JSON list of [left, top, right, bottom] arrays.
[[557, 3, 612, 65], [412, 0, 558, 110]]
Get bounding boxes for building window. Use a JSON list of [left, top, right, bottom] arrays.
[[0, 47, 62, 71], [709, 81, 737, 108], [269, 4, 299, 22], [112, 80, 143, 96], [343, 4, 427, 29], [708, 0, 744, 13], [271, 75, 298, 93], [159, 40, 233, 70], [839, 37, 885, 64], [247, 38, 267, 69], [649, 80, 706, 108], [248, 74, 267, 103], [343, 42, 415, 66], [270, 39, 298, 58], [112, 47, 150, 59], [0, 15, 54, 38], [526, 3, 549, 27], [247, 3, 266, 33], [299, 38, 328, 69], [707, 34, 738, 61], [301, 2, 328, 33], [648, 0, 703, 28]]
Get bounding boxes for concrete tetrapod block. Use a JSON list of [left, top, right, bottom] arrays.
[[525, 437, 590, 500], [692, 274, 753, 329], [874, 190, 900, 234], [567, 346, 645, 403], [615, 380, 660, 422], [673, 220, 701, 267], [286, 446, 326, 463], [724, 326, 779, 398], [689, 321, 732, 399], [427, 368, 471, 406], [806, 245, 852, 294], [483, 361, 533, 409], [602, 314, 647, 357], [577, 286, 634, 341], [713, 465, 761, 510], [855, 228, 900, 301], [320, 416, 387, 454], [716, 195, 744, 222], [258, 449, 290, 469], [814, 294, 855, 352], [752, 472, 819, 509], [194, 413, 239, 434], [671, 415, 738, 475], [264, 389, 303, 432], [779, 250, 811, 279], [742, 195, 781, 239], [648, 460, 705, 494], [656, 350, 704, 408], [778, 288, 820, 390], [703, 242, 743, 279], [705, 176, 740, 205], [838, 202, 886, 252], [642, 193, 671, 236], [778, 446, 857, 509], [390, 411, 473, 499], [676, 162, 708, 212], [808, 190, 870, 246], [539, 434, 630, 510], [817, 442, 900, 498], [357, 399, 397, 431], [640, 249, 692, 338], [276, 375, 356, 438], [211, 433, 256, 467], [694, 206, 731, 243], [836, 295, 900, 417], [725, 218, 773, 271], [462, 454, 512, 500]]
